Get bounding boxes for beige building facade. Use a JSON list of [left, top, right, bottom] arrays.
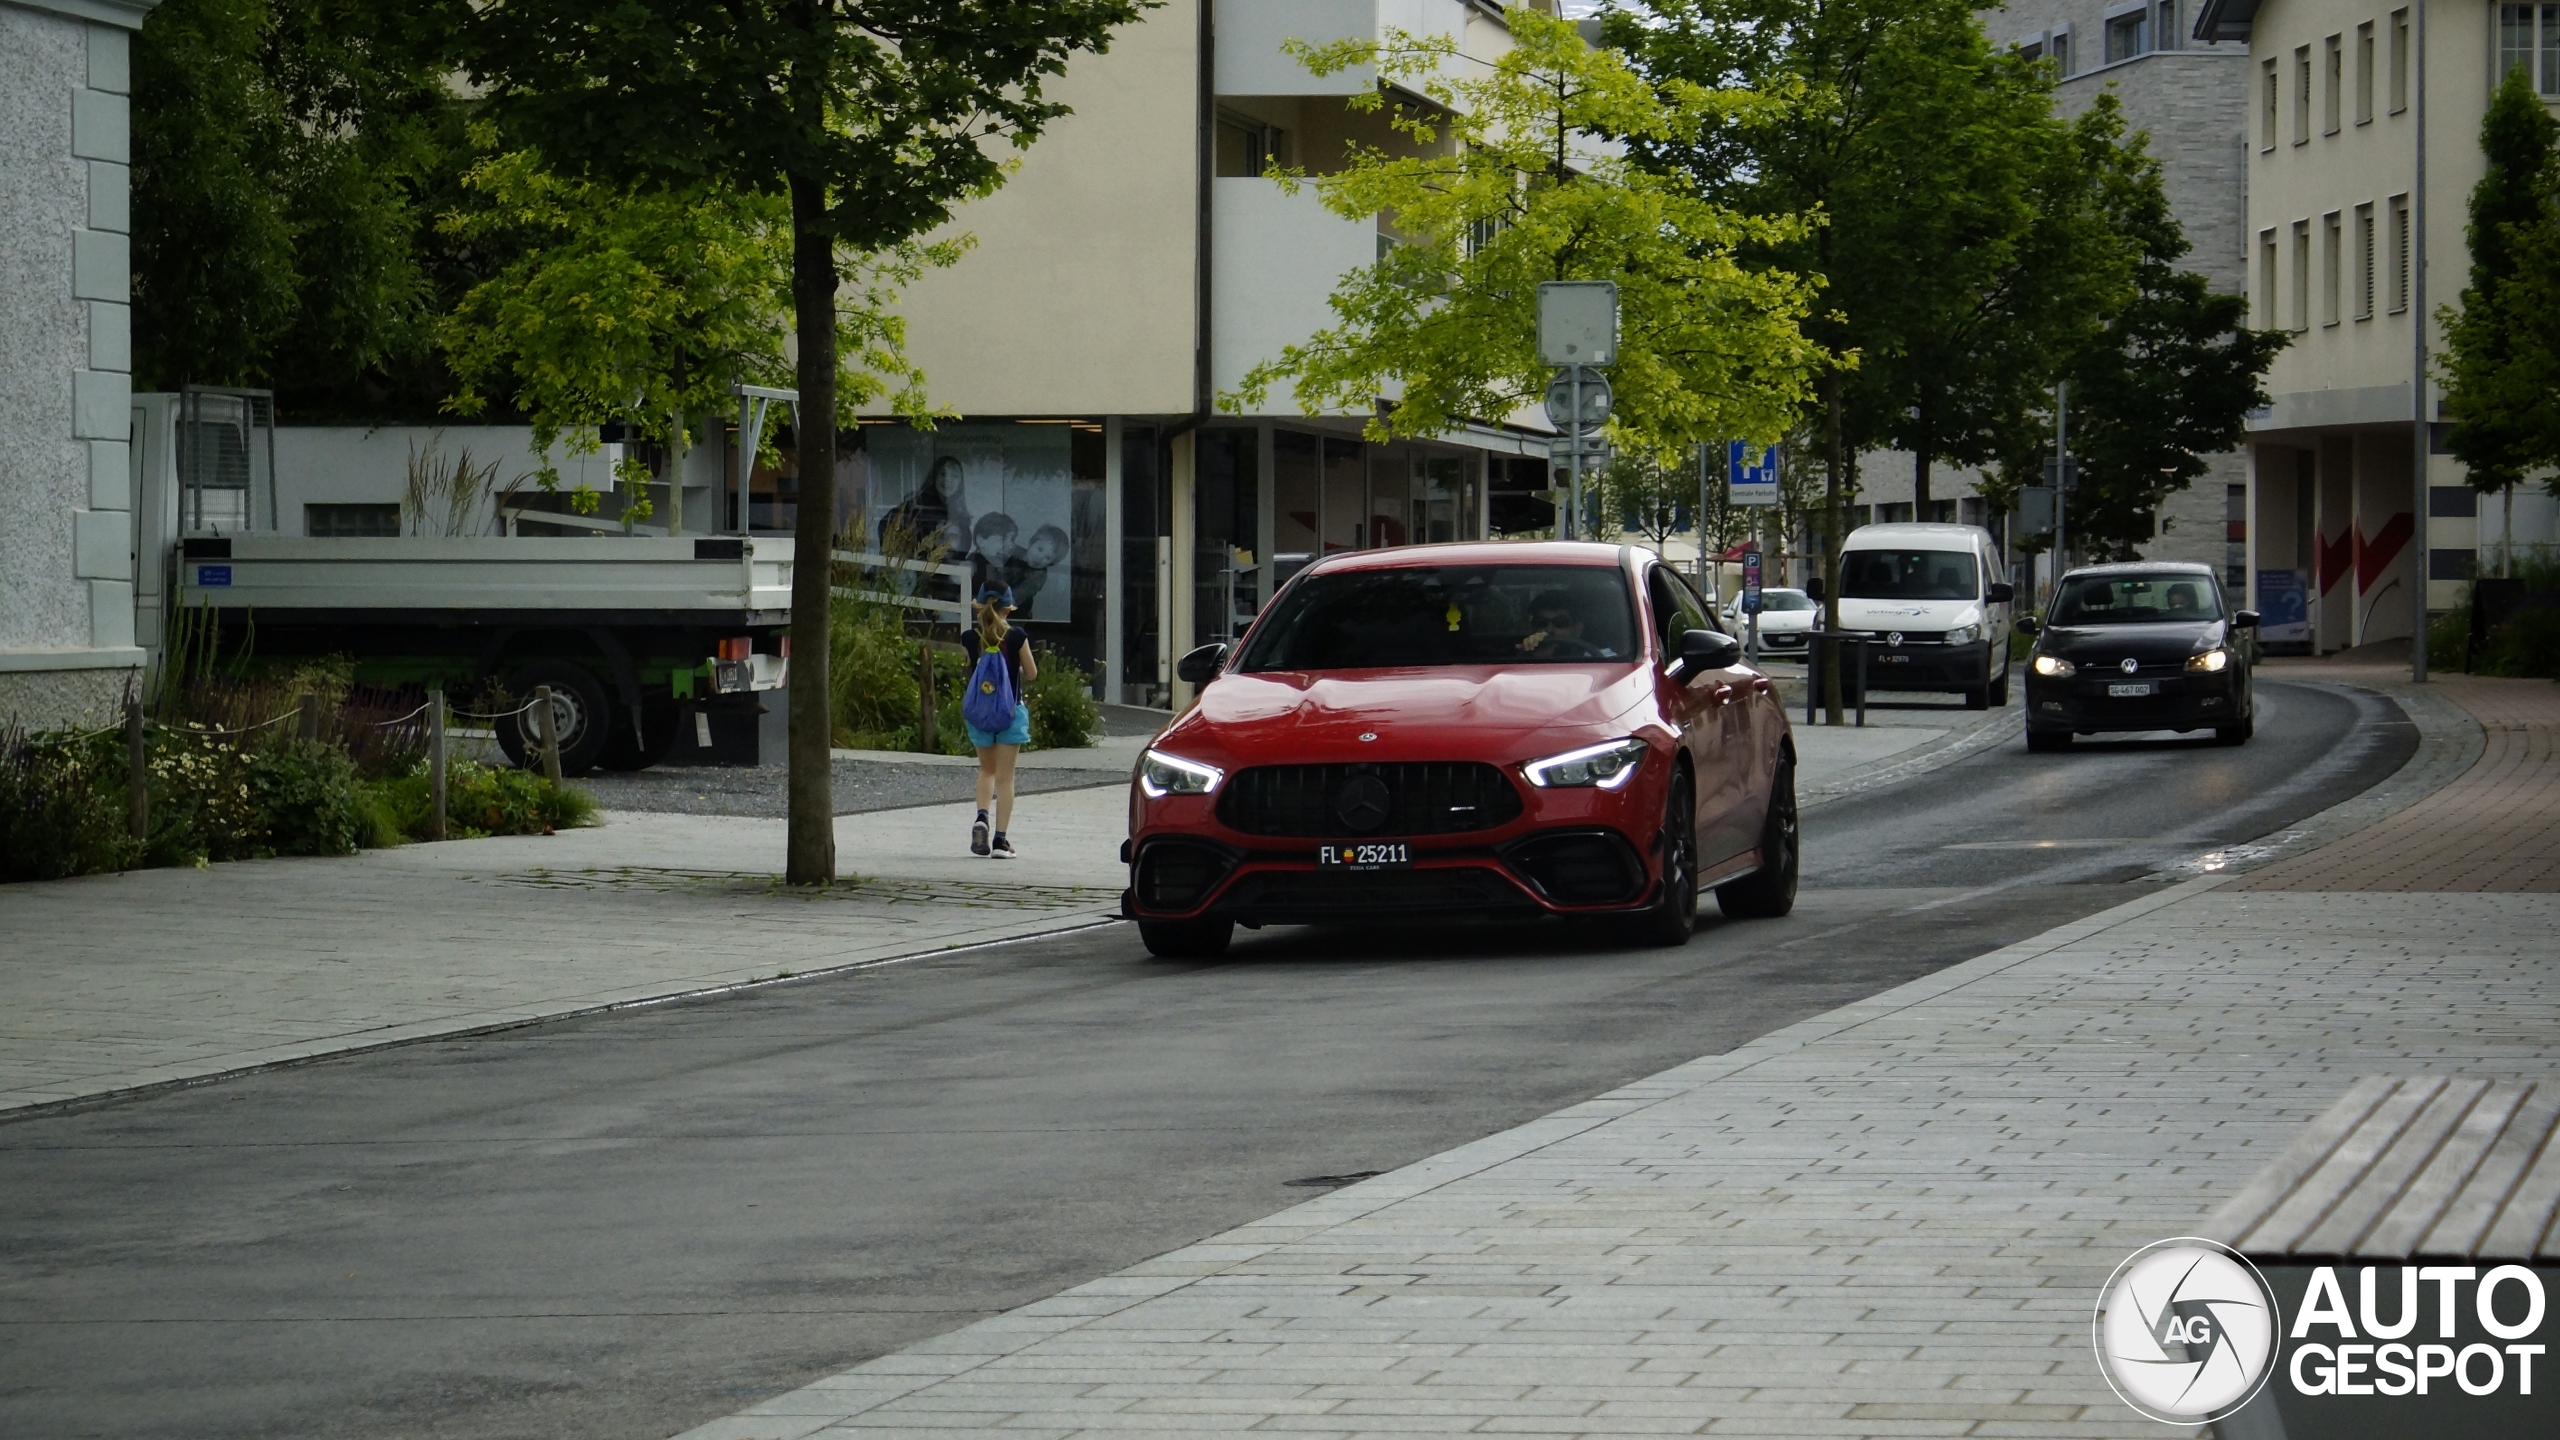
[[2199, 0, 2557, 650]]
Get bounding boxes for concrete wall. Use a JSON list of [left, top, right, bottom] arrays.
[[0, 0, 150, 731], [1208, 179, 1376, 404], [270, 426, 627, 532]]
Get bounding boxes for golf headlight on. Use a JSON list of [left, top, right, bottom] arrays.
[[1522, 736, 1649, 790], [1138, 749, 1224, 798], [2032, 654, 2076, 677], [2186, 648, 2231, 673]]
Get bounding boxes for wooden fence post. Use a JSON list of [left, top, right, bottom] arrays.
[[917, 642, 936, 754], [427, 686, 448, 842], [298, 693, 321, 742], [125, 699, 147, 843], [533, 685, 563, 783]]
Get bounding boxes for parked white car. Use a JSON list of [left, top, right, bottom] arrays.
[[1721, 587, 1820, 658]]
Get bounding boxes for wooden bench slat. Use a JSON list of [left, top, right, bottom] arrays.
[[2365, 1081, 2530, 1256], [2299, 1078, 2490, 1256], [2423, 1083, 2560, 1257], [2214, 1076, 2405, 1251], [2481, 1098, 2560, 1260]]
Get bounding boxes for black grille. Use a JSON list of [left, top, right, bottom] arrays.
[[1134, 840, 1236, 911], [1503, 830, 1647, 906], [1216, 762, 1524, 837], [1216, 866, 1535, 918]]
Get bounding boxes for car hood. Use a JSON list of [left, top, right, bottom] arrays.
[[2039, 620, 2228, 664], [1159, 664, 1655, 766], [1836, 596, 1983, 632]]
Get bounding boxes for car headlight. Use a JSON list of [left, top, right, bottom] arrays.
[[2032, 654, 2075, 677], [1521, 736, 1650, 790], [2186, 648, 2231, 673], [1946, 622, 1983, 643], [1138, 749, 1224, 798]]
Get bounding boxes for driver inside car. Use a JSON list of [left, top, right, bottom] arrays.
[[1516, 592, 1588, 658]]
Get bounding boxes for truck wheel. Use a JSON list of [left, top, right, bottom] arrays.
[[598, 702, 680, 771], [496, 661, 610, 777], [1138, 918, 1232, 958]]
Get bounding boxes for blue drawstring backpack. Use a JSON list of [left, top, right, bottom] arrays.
[[962, 640, 1018, 734]]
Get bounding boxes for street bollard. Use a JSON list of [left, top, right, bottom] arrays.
[[125, 699, 147, 843], [533, 684, 563, 783], [427, 686, 448, 842]]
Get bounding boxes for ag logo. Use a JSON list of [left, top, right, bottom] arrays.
[[2094, 1238, 2279, 1422]]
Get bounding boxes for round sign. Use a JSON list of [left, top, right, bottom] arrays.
[[1543, 373, 1612, 430], [2092, 1239, 2279, 1423]]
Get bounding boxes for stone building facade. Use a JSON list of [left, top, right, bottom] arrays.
[[0, 0, 156, 731]]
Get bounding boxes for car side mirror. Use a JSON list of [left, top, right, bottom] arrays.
[[2015, 616, 2039, 636], [1802, 576, 1825, 602], [2233, 610, 2260, 629], [1676, 628, 1742, 673], [1985, 582, 2015, 604], [1175, 642, 1229, 684]]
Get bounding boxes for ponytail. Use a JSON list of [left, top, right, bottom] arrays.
[[975, 597, 1010, 647]]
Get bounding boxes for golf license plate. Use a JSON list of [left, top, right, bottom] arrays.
[[2108, 682, 2155, 697], [1318, 842, 1410, 870]]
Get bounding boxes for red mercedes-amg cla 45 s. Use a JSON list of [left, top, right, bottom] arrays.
[[1121, 541, 1799, 957]]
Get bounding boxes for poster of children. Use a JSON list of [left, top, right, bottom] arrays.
[[867, 425, 1077, 624]]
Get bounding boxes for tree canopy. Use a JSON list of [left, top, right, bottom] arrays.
[[2440, 62, 2560, 508]]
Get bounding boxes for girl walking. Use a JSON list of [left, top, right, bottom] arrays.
[[961, 583, 1036, 857]]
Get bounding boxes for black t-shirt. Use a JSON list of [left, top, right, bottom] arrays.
[[961, 628, 1030, 699]]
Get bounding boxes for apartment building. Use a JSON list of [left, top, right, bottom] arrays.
[[0, 0, 154, 730], [852, 1, 1568, 708], [2200, 0, 2557, 649]]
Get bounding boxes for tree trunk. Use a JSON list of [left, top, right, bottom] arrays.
[[1822, 369, 1845, 727], [785, 172, 838, 887]]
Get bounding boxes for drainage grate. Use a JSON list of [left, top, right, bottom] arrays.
[[1283, 1170, 1385, 1189]]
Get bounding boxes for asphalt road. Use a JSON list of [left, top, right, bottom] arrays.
[[0, 679, 2415, 1440]]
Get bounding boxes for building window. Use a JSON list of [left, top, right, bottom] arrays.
[[2390, 9, 2411, 113], [2323, 34, 2343, 133], [2226, 484, 2247, 592], [2157, 1, 2179, 50], [2499, 4, 2560, 95], [306, 503, 400, 537], [2259, 229, 2280, 327], [2356, 203, 2376, 318], [2295, 46, 2313, 143], [2052, 26, 2074, 74], [2016, 37, 2044, 62], [2262, 58, 2280, 149], [2105, 7, 2149, 63], [2355, 22, 2376, 122], [1214, 112, 1286, 177], [2292, 220, 2312, 331], [2322, 212, 2342, 325], [2389, 194, 2411, 312]]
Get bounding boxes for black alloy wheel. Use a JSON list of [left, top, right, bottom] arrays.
[[1630, 771, 1699, 946], [494, 660, 612, 776], [1716, 758, 1798, 919], [1138, 917, 1233, 958], [2215, 715, 2255, 746]]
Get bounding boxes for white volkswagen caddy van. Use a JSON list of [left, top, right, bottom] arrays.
[[1819, 522, 2014, 709]]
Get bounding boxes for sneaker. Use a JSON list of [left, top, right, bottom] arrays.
[[990, 834, 1016, 858], [970, 819, 991, 857]]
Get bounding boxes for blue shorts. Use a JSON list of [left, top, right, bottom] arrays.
[[968, 701, 1031, 749]]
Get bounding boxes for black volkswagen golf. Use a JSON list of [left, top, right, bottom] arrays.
[[2018, 562, 2258, 752]]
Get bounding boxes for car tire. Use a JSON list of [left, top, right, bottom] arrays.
[[1716, 758, 1798, 920], [1630, 770, 1700, 946], [2215, 716, 2254, 746], [2026, 727, 2071, 753], [1989, 657, 2011, 707], [597, 702, 680, 772], [493, 660, 611, 777], [1138, 917, 1233, 958]]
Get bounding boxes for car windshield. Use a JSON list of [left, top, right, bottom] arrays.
[[1758, 590, 1817, 612], [1841, 549, 1979, 601], [2051, 573, 2223, 625], [1237, 565, 1639, 670]]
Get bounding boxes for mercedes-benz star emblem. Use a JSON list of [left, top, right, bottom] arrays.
[[2121, 657, 2141, 674], [1334, 775, 1392, 832], [1887, 631, 1903, 648], [1357, 731, 1379, 742]]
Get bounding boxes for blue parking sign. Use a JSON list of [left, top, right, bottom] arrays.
[[1727, 442, 1779, 506]]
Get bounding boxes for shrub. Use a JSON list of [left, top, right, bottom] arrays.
[[368, 759, 597, 840], [1025, 646, 1099, 750], [0, 727, 139, 882], [830, 596, 926, 751]]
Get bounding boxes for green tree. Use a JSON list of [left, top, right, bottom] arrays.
[[132, 0, 465, 412], [438, 140, 963, 522], [1223, 8, 1828, 465], [456, 0, 1145, 884], [2441, 62, 2560, 565], [1593, 451, 1699, 557]]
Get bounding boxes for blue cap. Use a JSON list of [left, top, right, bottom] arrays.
[[976, 583, 1015, 607]]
